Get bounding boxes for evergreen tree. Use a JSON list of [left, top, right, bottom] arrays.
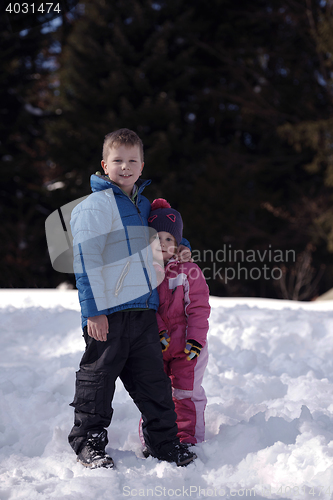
[[0, 6, 77, 287], [277, 1, 333, 252], [47, 0, 333, 298], [174, 0, 333, 298]]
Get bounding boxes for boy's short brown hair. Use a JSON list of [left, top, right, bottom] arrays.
[[102, 128, 144, 163]]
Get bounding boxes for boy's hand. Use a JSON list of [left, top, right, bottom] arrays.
[[87, 315, 109, 342], [176, 244, 193, 263]]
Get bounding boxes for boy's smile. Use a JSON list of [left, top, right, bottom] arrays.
[[101, 144, 144, 195], [150, 233, 163, 262]]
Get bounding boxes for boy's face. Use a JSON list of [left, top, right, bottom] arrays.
[[150, 233, 163, 263], [101, 144, 144, 195]]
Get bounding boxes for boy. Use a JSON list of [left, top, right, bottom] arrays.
[[68, 128, 196, 468]]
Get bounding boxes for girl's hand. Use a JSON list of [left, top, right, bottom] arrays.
[[184, 339, 203, 360], [159, 330, 170, 351]]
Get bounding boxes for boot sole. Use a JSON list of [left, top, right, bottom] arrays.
[[77, 457, 115, 469], [142, 448, 197, 466], [177, 453, 197, 467]]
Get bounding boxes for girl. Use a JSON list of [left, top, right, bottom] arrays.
[[148, 199, 211, 444]]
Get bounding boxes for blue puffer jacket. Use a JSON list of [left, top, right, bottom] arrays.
[[70, 174, 159, 328]]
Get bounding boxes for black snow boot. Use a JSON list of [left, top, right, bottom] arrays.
[[76, 430, 114, 469], [144, 440, 197, 467]]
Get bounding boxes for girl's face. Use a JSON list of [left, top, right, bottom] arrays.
[[156, 231, 177, 262]]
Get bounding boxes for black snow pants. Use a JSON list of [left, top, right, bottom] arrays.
[[68, 309, 179, 455]]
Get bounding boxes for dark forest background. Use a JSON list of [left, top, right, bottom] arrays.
[[1, 0, 333, 300]]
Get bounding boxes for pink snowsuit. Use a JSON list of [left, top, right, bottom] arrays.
[[156, 258, 211, 444]]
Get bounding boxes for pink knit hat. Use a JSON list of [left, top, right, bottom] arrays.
[[148, 199, 183, 246]]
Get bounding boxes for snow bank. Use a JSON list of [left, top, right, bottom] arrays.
[[1, 290, 333, 499]]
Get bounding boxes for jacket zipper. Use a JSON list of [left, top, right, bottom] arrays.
[[115, 261, 131, 297], [134, 193, 153, 308]]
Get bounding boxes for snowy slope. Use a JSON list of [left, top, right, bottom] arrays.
[[1, 290, 333, 500]]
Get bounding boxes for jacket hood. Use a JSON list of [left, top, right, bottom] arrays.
[[90, 174, 151, 195]]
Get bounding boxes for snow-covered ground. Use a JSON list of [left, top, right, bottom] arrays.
[[1, 290, 333, 500]]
